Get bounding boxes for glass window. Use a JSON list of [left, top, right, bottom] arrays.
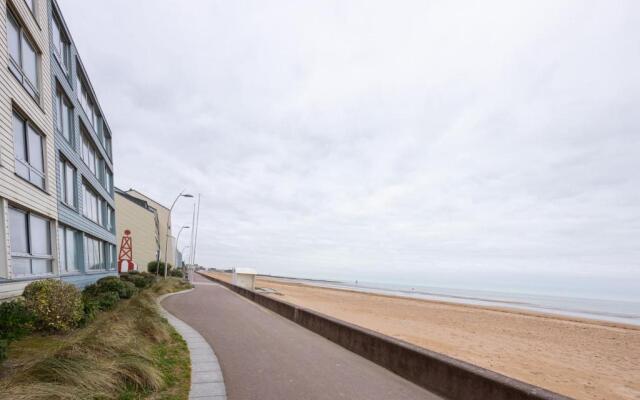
[[13, 113, 45, 189], [29, 214, 50, 255], [12, 114, 27, 161], [7, 13, 20, 62], [6, 10, 39, 97], [27, 126, 43, 172], [59, 225, 78, 272], [52, 16, 69, 71], [66, 228, 77, 270], [59, 158, 76, 207], [81, 133, 98, 176], [9, 207, 52, 277], [9, 208, 28, 254], [84, 236, 104, 270], [56, 90, 72, 142], [22, 37, 37, 86]]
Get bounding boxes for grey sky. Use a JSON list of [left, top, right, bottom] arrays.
[[59, 0, 640, 299]]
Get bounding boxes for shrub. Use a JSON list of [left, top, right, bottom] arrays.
[[120, 281, 137, 299], [92, 292, 120, 311], [169, 269, 184, 278], [147, 261, 172, 275], [96, 276, 136, 299], [0, 299, 35, 342], [120, 272, 152, 289], [23, 280, 83, 332], [80, 298, 100, 325]]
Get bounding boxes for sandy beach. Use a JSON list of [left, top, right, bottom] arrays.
[[203, 272, 640, 400]]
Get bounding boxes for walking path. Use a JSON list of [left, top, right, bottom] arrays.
[[162, 274, 441, 400], [157, 290, 227, 399]]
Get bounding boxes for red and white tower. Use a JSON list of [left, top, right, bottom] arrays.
[[118, 229, 137, 273]]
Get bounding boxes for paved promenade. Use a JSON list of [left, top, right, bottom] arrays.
[[162, 274, 441, 400]]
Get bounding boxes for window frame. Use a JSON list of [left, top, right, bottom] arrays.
[[8, 206, 53, 278], [80, 130, 98, 176], [6, 8, 40, 101], [59, 157, 76, 208], [13, 111, 46, 190], [58, 225, 79, 273], [55, 87, 73, 144], [81, 181, 104, 225], [51, 13, 70, 73], [84, 235, 105, 271]]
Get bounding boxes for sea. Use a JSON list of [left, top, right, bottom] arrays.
[[263, 275, 640, 326]]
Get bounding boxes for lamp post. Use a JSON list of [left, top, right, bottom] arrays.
[[174, 225, 190, 270], [163, 191, 193, 279]]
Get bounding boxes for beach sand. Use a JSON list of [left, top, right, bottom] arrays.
[[202, 272, 640, 400]]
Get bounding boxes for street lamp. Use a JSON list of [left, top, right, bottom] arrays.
[[163, 191, 193, 279], [174, 225, 190, 270]]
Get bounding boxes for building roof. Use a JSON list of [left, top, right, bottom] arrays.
[[125, 189, 170, 211], [115, 187, 157, 214]]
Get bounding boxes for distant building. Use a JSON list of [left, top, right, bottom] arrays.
[[115, 188, 175, 271], [115, 188, 157, 271]]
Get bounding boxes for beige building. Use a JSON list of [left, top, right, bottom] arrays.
[[115, 188, 175, 271], [0, 0, 58, 297]]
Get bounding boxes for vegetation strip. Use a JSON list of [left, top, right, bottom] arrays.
[[157, 290, 227, 399], [0, 274, 192, 399]]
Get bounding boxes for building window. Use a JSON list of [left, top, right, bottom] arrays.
[[105, 205, 114, 232], [59, 158, 76, 208], [81, 132, 97, 176], [77, 73, 99, 131], [105, 243, 116, 270], [58, 225, 78, 273], [105, 167, 113, 194], [6, 10, 39, 99], [55, 89, 72, 143], [9, 207, 52, 277], [84, 235, 104, 270], [105, 134, 112, 158], [13, 112, 45, 189], [82, 182, 103, 225], [51, 15, 70, 72]]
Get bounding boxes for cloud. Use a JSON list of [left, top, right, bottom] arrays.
[[59, 0, 640, 299]]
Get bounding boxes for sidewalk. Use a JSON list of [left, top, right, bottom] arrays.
[[162, 274, 441, 400]]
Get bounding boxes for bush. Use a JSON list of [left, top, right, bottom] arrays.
[[91, 291, 120, 311], [120, 281, 137, 299], [169, 269, 184, 278], [147, 261, 172, 275], [96, 276, 137, 299], [0, 299, 35, 342], [120, 272, 153, 289], [80, 298, 100, 325], [23, 280, 83, 332]]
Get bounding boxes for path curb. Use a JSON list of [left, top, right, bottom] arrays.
[[157, 289, 227, 400]]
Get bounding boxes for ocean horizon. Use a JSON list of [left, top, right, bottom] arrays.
[[260, 273, 640, 327]]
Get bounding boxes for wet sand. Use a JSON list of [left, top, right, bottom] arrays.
[[203, 272, 640, 400]]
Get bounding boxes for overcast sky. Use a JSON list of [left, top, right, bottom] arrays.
[[59, 0, 639, 299]]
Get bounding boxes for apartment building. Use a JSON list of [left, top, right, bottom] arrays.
[[0, 0, 116, 299], [49, 0, 116, 288]]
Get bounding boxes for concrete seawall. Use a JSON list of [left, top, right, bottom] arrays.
[[198, 273, 572, 400]]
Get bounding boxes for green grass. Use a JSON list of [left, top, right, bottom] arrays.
[[0, 278, 193, 400]]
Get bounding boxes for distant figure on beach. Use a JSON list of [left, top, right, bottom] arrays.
[[355, 280, 358, 285]]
